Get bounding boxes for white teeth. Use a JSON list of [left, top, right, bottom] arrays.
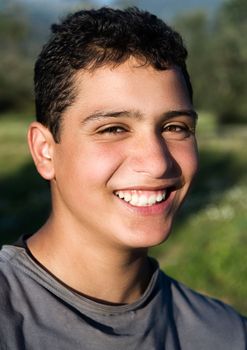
[[148, 195, 157, 205], [129, 193, 139, 205], [118, 191, 124, 199], [138, 195, 148, 206], [156, 194, 163, 202], [115, 190, 167, 207], [123, 193, 131, 202]]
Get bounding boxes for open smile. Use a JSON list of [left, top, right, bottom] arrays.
[[114, 189, 169, 207]]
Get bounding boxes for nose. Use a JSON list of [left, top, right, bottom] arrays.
[[128, 133, 176, 179]]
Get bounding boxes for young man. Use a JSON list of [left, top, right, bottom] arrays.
[[0, 7, 246, 349]]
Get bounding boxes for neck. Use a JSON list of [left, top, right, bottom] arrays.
[[27, 218, 153, 304]]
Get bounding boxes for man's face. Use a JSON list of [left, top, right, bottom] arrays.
[[51, 60, 198, 250]]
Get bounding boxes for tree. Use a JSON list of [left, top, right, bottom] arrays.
[[173, 0, 247, 124], [0, 1, 34, 112], [173, 11, 215, 112], [212, 0, 247, 123]]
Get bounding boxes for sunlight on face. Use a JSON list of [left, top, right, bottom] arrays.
[[50, 60, 198, 250]]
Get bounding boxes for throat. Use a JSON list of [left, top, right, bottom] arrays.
[[27, 230, 153, 305]]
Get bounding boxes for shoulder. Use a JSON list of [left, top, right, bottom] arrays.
[[0, 244, 42, 348], [160, 271, 247, 349], [0, 245, 24, 300], [0, 244, 35, 307], [0, 245, 26, 337]]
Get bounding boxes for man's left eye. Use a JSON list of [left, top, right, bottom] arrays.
[[165, 124, 186, 132], [163, 124, 193, 139]]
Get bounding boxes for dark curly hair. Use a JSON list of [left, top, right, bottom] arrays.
[[34, 7, 193, 142]]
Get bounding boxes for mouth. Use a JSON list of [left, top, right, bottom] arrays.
[[114, 189, 170, 207]]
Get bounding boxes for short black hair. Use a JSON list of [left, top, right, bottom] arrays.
[[34, 7, 193, 142]]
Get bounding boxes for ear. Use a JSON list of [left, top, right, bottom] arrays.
[[27, 122, 56, 180]]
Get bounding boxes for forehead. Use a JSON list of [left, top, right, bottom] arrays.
[[68, 60, 192, 118], [75, 60, 187, 90]]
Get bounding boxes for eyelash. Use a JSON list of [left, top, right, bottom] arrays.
[[166, 124, 196, 141], [97, 123, 194, 139], [163, 123, 194, 135], [98, 126, 127, 134]]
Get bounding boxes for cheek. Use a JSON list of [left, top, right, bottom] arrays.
[[183, 144, 199, 178], [171, 141, 198, 179], [74, 143, 126, 186]]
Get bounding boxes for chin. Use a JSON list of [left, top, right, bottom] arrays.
[[121, 224, 173, 250]]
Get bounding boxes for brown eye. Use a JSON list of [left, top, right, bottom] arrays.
[[165, 125, 184, 132], [163, 123, 193, 140], [99, 126, 126, 134]]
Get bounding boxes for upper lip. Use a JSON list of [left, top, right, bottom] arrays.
[[113, 180, 183, 192]]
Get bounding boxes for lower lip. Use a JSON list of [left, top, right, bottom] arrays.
[[115, 193, 174, 216]]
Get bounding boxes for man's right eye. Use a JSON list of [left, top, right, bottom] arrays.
[[98, 126, 127, 134]]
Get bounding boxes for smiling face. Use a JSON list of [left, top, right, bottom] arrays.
[[48, 60, 198, 250]]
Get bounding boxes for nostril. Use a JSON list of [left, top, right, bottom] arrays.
[[133, 150, 173, 178]]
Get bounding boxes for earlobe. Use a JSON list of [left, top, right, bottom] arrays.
[[27, 122, 55, 180]]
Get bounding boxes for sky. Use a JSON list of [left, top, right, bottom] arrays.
[[95, 0, 115, 3], [11, 0, 224, 25]]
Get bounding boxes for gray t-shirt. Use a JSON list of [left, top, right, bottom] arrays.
[[0, 242, 246, 350]]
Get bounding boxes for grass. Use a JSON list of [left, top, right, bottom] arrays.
[[0, 112, 246, 315]]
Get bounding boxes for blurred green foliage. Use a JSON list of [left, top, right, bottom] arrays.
[[174, 0, 247, 124], [0, 113, 50, 243], [0, 2, 35, 112]]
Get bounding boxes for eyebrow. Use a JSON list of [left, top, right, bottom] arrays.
[[81, 109, 198, 126]]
